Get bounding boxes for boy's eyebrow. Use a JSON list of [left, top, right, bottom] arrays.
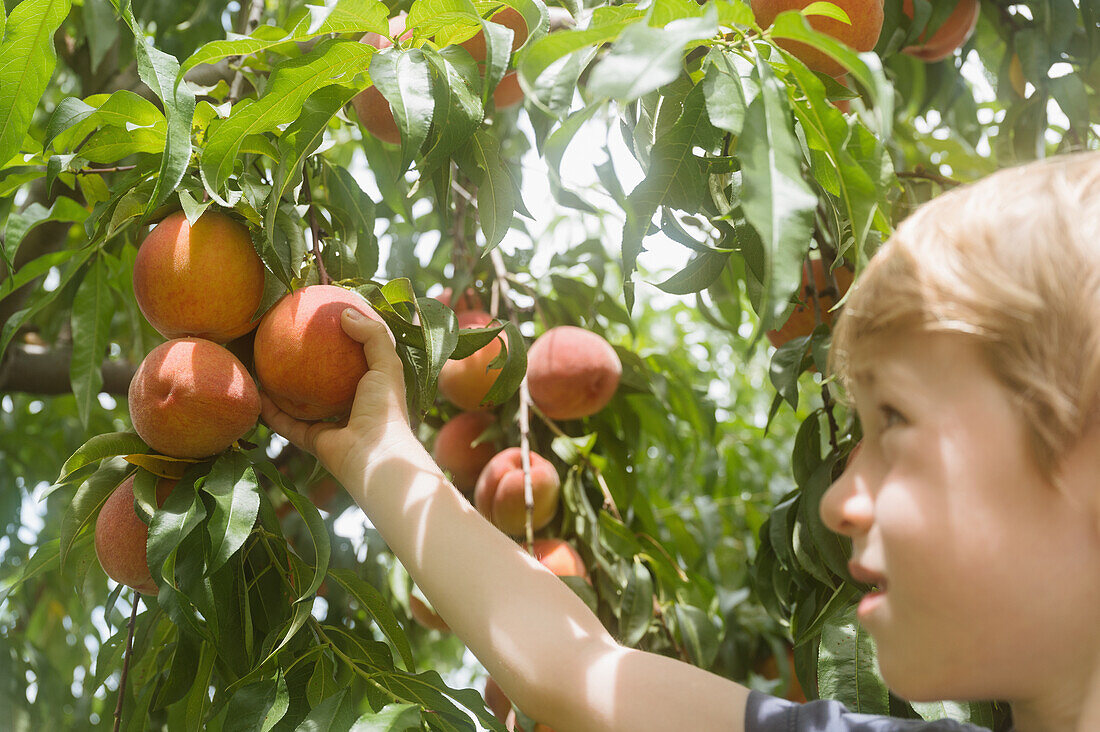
[[850, 367, 876, 387]]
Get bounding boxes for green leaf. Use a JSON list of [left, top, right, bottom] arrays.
[[418, 48, 484, 176], [328, 568, 416, 672], [201, 39, 373, 200], [817, 603, 891, 714], [324, 163, 379, 279], [55, 431, 149, 487], [147, 475, 207, 592], [201, 453, 260, 575], [370, 47, 434, 172], [265, 85, 356, 250], [517, 6, 643, 89], [481, 321, 526, 407], [703, 48, 747, 137], [672, 603, 720, 668], [45, 90, 166, 151], [82, 0, 119, 72], [0, 537, 60, 602], [0, 246, 93, 365], [2, 195, 87, 271], [0, 0, 72, 166], [463, 128, 515, 251], [619, 558, 654, 646], [587, 5, 717, 102], [349, 704, 421, 731], [223, 674, 289, 732], [655, 251, 730, 295], [111, 0, 196, 219], [177, 1, 388, 79], [739, 53, 816, 332], [60, 457, 133, 572], [621, 83, 710, 311], [69, 256, 114, 428]]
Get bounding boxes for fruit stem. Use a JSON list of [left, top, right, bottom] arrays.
[[302, 166, 331, 286], [112, 594, 141, 732]]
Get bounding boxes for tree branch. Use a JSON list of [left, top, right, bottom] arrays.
[[0, 342, 135, 395], [113, 595, 141, 732]]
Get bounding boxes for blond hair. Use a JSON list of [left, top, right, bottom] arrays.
[[829, 152, 1100, 476]]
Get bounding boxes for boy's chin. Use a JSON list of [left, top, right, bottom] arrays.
[[878, 656, 986, 704]]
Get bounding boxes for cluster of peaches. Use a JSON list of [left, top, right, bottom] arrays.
[[93, 209, 392, 594], [753, 0, 981, 112]]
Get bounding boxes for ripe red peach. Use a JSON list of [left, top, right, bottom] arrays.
[[459, 7, 528, 62], [484, 677, 513, 723], [95, 474, 178, 595], [437, 310, 505, 411], [493, 71, 524, 109], [253, 285, 385, 421], [410, 595, 451, 632], [132, 210, 265, 343], [766, 259, 854, 348], [432, 411, 499, 492], [529, 538, 589, 582], [901, 0, 980, 62], [353, 13, 416, 144], [526, 326, 622, 421], [751, 0, 884, 77], [128, 338, 261, 458], [435, 287, 483, 314], [474, 448, 560, 536]]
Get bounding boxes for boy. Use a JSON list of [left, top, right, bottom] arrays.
[[261, 152, 1100, 732]]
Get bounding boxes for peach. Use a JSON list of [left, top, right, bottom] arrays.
[[493, 71, 524, 109], [132, 210, 265, 343], [353, 14, 416, 144], [474, 448, 560, 536], [766, 259, 854, 348], [484, 677, 513, 723], [253, 285, 384, 421], [459, 7, 528, 63], [526, 326, 621, 421], [128, 338, 261, 458], [437, 310, 505, 410], [901, 0, 980, 62], [435, 286, 483, 314], [433, 411, 499, 492], [95, 474, 178, 595], [409, 595, 451, 632], [529, 538, 588, 582], [751, 0, 884, 77]]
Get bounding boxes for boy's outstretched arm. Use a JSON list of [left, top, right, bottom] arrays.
[[261, 309, 750, 732]]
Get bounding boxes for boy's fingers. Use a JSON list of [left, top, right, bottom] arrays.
[[260, 393, 329, 453], [341, 309, 404, 381]]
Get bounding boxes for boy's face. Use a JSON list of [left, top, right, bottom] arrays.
[[819, 332, 1100, 707]]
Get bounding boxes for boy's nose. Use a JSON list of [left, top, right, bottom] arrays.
[[820, 449, 874, 536]]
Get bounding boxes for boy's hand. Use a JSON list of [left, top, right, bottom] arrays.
[[260, 308, 412, 483]]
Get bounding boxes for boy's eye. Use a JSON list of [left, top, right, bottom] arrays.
[[879, 404, 906, 430]]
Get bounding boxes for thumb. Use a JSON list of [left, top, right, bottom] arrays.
[[342, 308, 403, 379]]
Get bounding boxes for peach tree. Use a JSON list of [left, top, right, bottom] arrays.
[[0, 0, 1092, 729]]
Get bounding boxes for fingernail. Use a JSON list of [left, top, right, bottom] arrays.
[[344, 308, 363, 321]]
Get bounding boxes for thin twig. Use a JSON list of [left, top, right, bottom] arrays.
[[229, 0, 265, 101], [528, 401, 622, 522], [488, 246, 538, 551], [303, 167, 331, 286], [896, 167, 962, 188], [113, 594, 141, 732]]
